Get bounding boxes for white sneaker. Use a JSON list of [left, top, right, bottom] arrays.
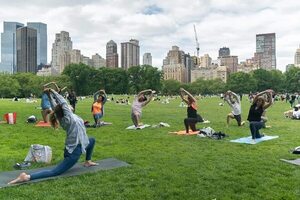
[[197, 133, 206, 138]]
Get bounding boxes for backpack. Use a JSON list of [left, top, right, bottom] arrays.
[[24, 144, 52, 163], [210, 131, 228, 140], [199, 127, 215, 137], [27, 115, 37, 123], [292, 146, 300, 154]]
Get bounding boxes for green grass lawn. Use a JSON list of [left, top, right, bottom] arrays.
[[0, 96, 299, 200]]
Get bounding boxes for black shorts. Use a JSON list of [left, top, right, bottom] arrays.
[[233, 114, 242, 126]]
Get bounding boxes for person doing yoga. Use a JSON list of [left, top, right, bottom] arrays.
[[131, 89, 155, 128], [8, 89, 98, 185], [247, 89, 273, 142], [224, 90, 245, 127], [179, 88, 204, 134], [92, 89, 107, 127]]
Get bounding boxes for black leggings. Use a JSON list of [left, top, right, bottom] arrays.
[[184, 115, 203, 133]]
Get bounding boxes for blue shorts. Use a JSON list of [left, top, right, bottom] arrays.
[[94, 113, 103, 120]]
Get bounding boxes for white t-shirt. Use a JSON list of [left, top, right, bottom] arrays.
[[230, 102, 242, 115], [131, 98, 143, 115], [293, 110, 300, 119], [225, 96, 241, 115]]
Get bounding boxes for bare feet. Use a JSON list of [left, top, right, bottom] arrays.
[[84, 160, 99, 167], [8, 172, 30, 184]]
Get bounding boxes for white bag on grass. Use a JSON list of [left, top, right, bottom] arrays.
[[24, 144, 52, 163]]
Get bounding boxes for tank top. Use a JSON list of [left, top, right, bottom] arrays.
[[187, 102, 198, 118], [92, 102, 102, 115], [247, 104, 264, 122]]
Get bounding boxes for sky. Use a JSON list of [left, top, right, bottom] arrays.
[[1, 0, 300, 72]]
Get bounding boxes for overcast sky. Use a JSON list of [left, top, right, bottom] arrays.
[[1, 0, 300, 71]]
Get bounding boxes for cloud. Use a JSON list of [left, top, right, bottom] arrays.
[[1, 0, 300, 71]]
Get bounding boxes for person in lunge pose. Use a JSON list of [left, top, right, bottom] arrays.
[[131, 89, 155, 128], [247, 89, 273, 143], [179, 88, 204, 134], [8, 89, 98, 185], [92, 89, 107, 127], [224, 90, 245, 127]]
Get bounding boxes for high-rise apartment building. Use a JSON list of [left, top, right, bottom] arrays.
[[70, 49, 81, 64], [27, 22, 47, 68], [106, 40, 118, 68], [143, 53, 152, 66], [92, 53, 106, 68], [16, 27, 37, 73], [219, 47, 230, 57], [255, 33, 276, 70], [294, 46, 300, 67], [51, 31, 72, 74], [162, 46, 187, 83], [219, 56, 238, 73], [200, 54, 212, 68], [0, 21, 24, 73], [121, 39, 140, 69]]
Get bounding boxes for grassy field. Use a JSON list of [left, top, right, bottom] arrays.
[[0, 96, 299, 200]]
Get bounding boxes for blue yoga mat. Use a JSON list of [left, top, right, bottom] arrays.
[[230, 135, 279, 144], [0, 158, 130, 188]]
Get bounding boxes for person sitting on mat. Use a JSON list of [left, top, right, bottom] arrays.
[[131, 89, 155, 128], [179, 88, 204, 134], [8, 89, 98, 185], [92, 89, 107, 127], [247, 89, 273, 142], [224, 90, 245, 127]]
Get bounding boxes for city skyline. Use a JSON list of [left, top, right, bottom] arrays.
[[1, 0, 300, 71]]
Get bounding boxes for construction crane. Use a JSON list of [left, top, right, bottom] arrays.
[[193, 24, 200, 57]]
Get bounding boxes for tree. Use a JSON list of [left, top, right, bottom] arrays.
[[128, 65, 163, 93], [0, 75, 21, 98], [63, 63, 93, 95], [226, 72, 256, 93], [285, 67, 300, 92], [251, 69, 273, 91], [161, 79, 181, 95]]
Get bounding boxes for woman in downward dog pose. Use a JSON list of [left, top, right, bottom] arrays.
[[8, 89, 98, 185], [179, 88, 204, 134]]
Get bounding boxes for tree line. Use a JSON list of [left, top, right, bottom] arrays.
[[0, 63, 299, 98]]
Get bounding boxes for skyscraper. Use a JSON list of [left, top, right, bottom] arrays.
[[106, 40, 118, 68], [51, 31, 72, 74], [16, 27, 37, 73], [219, 47, 230, 57], [0, 21, 24, 73], [27, 22, 47, 68], [121, 39, 140, 69], [255, 33, 276, 70], [294, 46, 300, 67], [143, 53, 152, 66], [162, 46, 187, 83]]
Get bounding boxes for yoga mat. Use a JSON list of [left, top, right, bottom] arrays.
[[35, 121, 51, 127], [0, 158, 130, 188], [230, 135, 279, 144], [280, 159, 300, 166], [126, 124, 151, 130], [169, 130, 199, 135], [100, 122, 112, 126]]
